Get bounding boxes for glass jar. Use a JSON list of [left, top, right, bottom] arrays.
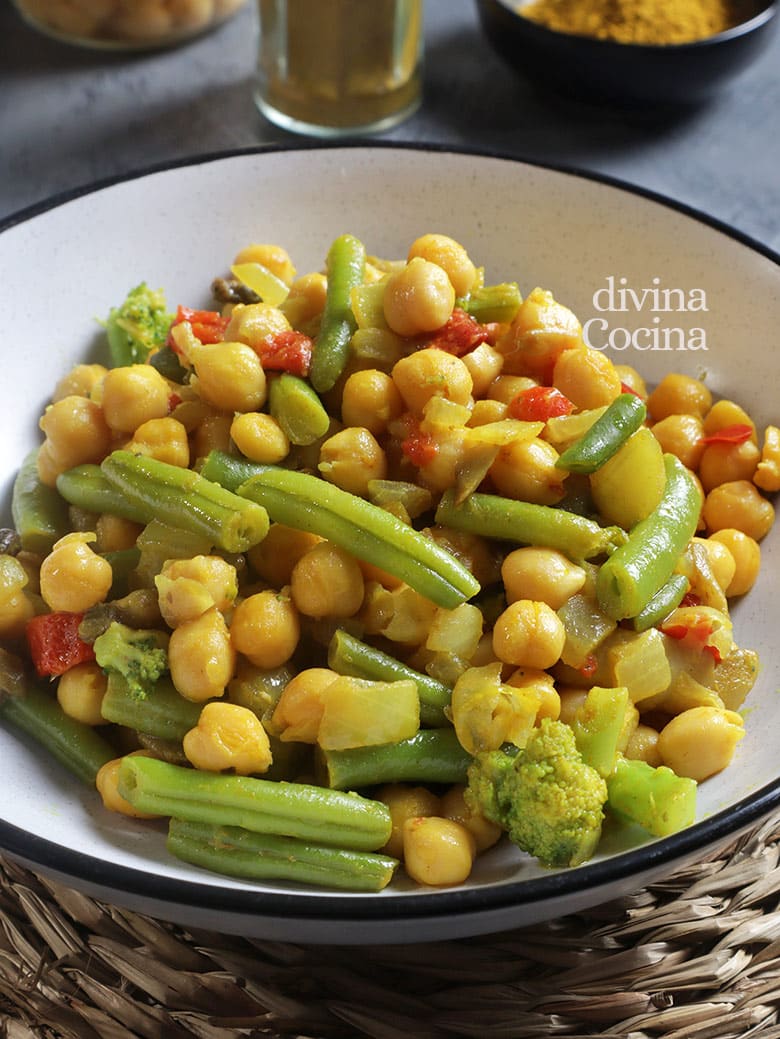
[[12, 0, 248, 50], [255, 0, 423, 137]]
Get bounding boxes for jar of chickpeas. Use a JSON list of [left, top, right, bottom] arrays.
[[12, 0, 247, 49]]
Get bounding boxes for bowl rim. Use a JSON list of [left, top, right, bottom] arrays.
[[2, 140, 780, 926], [483, 0, 778, 50]]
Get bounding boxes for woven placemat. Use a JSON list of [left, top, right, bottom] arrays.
[[1, 814, 780, 1039]]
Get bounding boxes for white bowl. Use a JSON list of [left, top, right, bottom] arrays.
[[1, 145, 779, 943]]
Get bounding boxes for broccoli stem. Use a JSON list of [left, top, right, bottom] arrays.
[[319, 729, 471, 790], [555, 393, 647, 474], [0, 685, 115, 784], [571, 685, 630, 778], [435, 488, 626, 562], [607, 756, 696, 838], [327, 629, 451, 728], [118, 756, 392, 852], [167, 818, 398, 892], [100, 450, 269, 553], [100, 674, 205, 742]]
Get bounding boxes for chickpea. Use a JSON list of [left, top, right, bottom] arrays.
[[699, 439, 760, 492], [96, 751, 161, 819], [487, 375, 537, 405], [169, 606, 235, 702], [230, 589, 300, 669], [439, 784, 502, 853], [341, 369, 405, 434], [506, 667, 560, 721], [0, 556, 33, 639], [553, 347, 622, 410], [755, 425, 780, 492], [57, 662, 107, 726], [280, 272, 328, 330], [496, 287, 581, 381], [492, 599, 565, 669], [501, 547, 586, 609], [403, 816, 476, 886], [271, 668, 339, 743], [391, 348, 473, 414], [231, 412, 289, 464], [232, 243, 296, 285], [657, 707, 744, 781], [489, 437, 566, 506], [53, 363, 107, 403], [247, 523, 321, 588], [383, 258, 456, 337], [407, 233, 478, 297], [462, 343, 505, 397], [624, 723, 662, 767], [290, 542, 365, 619], [39, 532, 113, 612], [191, 341, 267, 414], [183, 702, 272, 776], [128, 416, 190, 468], [691, 536, 736, 593], [100, 365, 171, 433], [38, 396, 113, 483], [468, 399, 507, 426], [223, 302, 291, 349], [702, 480, 775, 541], [318, 427, 387, 497], [709, 529, 761, 596], [614, 364, 647, 399], [377, 784, 442, 859], [702, 399, 757, 441], [651, 414, 706, 470], [647, 373, 712, 421], [156, 555, 238, 628], [95, 514, 143, 553]]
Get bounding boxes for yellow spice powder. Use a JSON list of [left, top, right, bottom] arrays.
[[519, 0, 756, 44]]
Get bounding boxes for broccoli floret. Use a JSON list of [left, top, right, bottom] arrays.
[[93, 621, 169, 700], [466, 718, 608, 869], [104, 283, 173, 366]]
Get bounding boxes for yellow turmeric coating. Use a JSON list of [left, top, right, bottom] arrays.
[[519, 0, 756, 44]]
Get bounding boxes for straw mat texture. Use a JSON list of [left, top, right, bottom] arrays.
[[1, 812, 780, 1039]]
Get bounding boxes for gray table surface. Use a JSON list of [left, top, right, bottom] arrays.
[[2, 0, 780, 252]]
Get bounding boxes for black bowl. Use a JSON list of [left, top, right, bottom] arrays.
[[475, 0, 778, 106]]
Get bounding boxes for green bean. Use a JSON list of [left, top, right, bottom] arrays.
[[632, 573, 690, 632], [435, 488, 626, 563], [199, 450, 265, 492], [268, 373, 331, 446], [309, 234, 366, 393], [12, 449, 70, 554], [100, 674, 206, 741], [57, 464, 151, 524], [0, 685, 115, 784], [596, 454, 702, 621], [99, 450, 269, 553], [167, 819, 398, 892], [319, 730, 471, 791], [239, 467, 480, 609], [556, 393, 647, 474], [456, 282, 522, 325], [118, 756, 392, 851], [607, 756, 696, 838], [328, 629, 451, 728]]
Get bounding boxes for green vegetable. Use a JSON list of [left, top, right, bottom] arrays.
[[556, 392, 647, 474], [309, 233, 366, 393], [100, 673, 203, 740], [0, 684, 114, 784], [607, 756, 697, 838], [104, 283, 173, 367], [56, 464, 151, 524], [436, 488, 626, 563], [199, 450, 265, 491], [596, 454, 702, 621], [148, 344, 189, 383], [167, 819, 398, 892], [11, 449, 70, 555], [118, 756, 392, 852], [466, 718, 607, 869], [571, 685, 630, 778], [268, 372, 330, 446], [93, 622, 169, 701], [320, 729, 471, 790], [327, 629, 451, 728], [238, 466, 480, 609], [632, 573, 690, 632], [456, 282, 522, 324], [100, 450, 269, 553]]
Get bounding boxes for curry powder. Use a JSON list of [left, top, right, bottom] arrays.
[[519, 0, 757, 43]]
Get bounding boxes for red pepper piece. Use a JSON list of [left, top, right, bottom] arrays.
[[700, 423, 754, 446], [257, 330, 313, 376], [660, 614, 722, 664], [578, 654, 598, 679], [400, 416, 439, 467], [167, 306, 230, 351], [26, 612, 95, 678], [427, 308, 491, 357], [508, 386, 575, 422], [620, 381, 644, 399]]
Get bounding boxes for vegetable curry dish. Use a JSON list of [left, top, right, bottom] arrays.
[[0, 232, 776, 891]]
